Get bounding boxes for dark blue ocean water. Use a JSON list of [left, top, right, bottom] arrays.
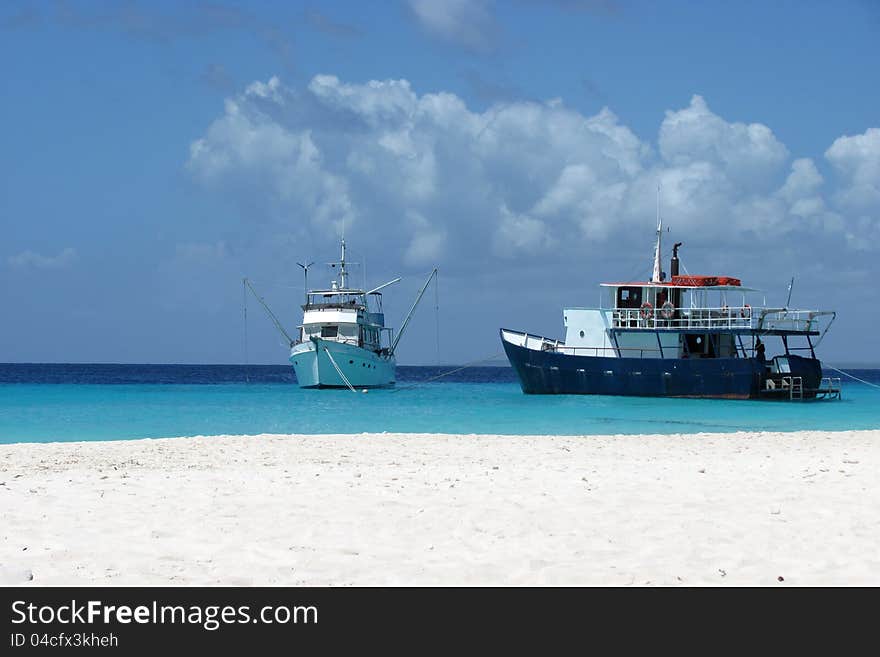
[[1, 363, 878, 443]]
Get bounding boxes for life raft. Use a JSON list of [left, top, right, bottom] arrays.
[[670, 275, 742, 287]]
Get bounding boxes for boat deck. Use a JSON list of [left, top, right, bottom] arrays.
[[758, 375, 842, 401]]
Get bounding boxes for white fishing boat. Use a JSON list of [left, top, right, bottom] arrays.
[[245, 238, 436, 389]]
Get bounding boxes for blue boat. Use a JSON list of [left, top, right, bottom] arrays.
[[501, 212, 840, 401]]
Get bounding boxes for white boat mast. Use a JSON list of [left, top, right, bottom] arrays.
[[339, 237, 348, 289], [328, 233, 356, 291], [652, 183, 663, 283]]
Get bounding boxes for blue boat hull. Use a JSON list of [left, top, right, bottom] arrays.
[[501, 332, 822, 399]]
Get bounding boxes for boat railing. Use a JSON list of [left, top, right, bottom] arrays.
[[755, 308, 829, 333], [293, 336, 362, 347], [505, 330, 662, 358], [332, 337, 361, 347], [555, 345, 663, 358], [611, 306, 826, 332], [303, 302, 363, 311], [613, 306, 752, 330], [817, 376, 842, 400]]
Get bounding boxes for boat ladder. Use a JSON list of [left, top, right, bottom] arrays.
[[786, 376, 803, 401]]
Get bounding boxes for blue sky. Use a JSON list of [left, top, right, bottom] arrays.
[[2, 0, 879, 365]]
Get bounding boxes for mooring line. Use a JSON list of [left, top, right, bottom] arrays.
[[242, 278, 249, 384], [392, 351, 507, 392], [825, 366, 880, 391], [323, 348, 359, 393]]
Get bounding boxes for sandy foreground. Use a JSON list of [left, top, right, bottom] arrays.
[[1, 430, 878, 586]]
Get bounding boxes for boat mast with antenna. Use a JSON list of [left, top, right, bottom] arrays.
[[652, 183, 663, 283], [339, 237, 348, 289]]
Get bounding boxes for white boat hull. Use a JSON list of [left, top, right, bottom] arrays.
[[289, 338, 395, 388]]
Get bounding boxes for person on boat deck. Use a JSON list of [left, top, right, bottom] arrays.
[[755, 338, 766, 363]]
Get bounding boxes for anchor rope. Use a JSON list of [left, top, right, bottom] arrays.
[[323, 348, 359, 393], [242, 278, 249, 384], [435, 270, 440, 366], [392, 351, 507, 392], [824, 366, 880, 391]]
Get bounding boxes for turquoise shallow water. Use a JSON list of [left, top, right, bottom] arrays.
[[1, 365, 879, 443]]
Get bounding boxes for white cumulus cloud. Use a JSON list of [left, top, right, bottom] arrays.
[[659, 95, 789, 190], [826, 127, 880, 211], [187, 74, 879, 279], [825, 128, 880, 250]]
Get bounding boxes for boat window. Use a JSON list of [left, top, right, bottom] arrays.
[[321, 325, 339, 338], [684, 333, 719, 358], [617, 286, 643, 309], [685, 334, 704, 357]]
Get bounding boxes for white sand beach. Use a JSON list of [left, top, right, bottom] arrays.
[[1, 430, 878, 586]]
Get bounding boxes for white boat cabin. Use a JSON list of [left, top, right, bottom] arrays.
[[556, 274, 827, 360], [298, 285, 391, 354], [562, 276, 755, 359]]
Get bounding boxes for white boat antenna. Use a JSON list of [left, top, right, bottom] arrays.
[[651, 183, 663, 283], [296, 261, 314, 304], [786, 276, 795, 308], [328, 236, 359, 290], [339, 237, 348, 290], [391, 269, 438, 355]]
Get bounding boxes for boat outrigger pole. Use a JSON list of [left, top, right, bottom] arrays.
[[366, 277, 401, 295], [243, 278, 295, 347], [390, 268, 438, 355]]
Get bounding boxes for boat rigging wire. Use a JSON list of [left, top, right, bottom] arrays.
[[242, 278, 295, 347], [813, 311, 836, 348], [391, 268, 438, 355], [824, 366, 880, 391]]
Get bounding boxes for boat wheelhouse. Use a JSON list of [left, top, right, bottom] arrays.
[[501, 220, 839, 400]]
